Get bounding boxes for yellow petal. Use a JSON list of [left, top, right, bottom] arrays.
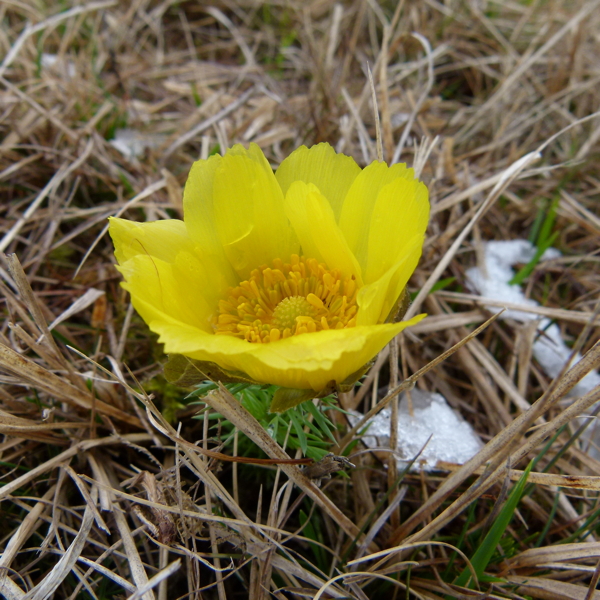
[[109, 217, 190, 264], [284, 181, 362, 284], [150, 317, 425, 391], [212, 143, 299, 278], [275, 143, 361, 220], [118, 250, 220, 333], [339, 161, 415, 271], [183, 154, 238, 286], [356, 236, 424, 326], [227, 142, 270, 162], [110, 215, 233, 329], [365, 177, 429, 283]]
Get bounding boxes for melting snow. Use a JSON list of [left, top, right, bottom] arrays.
[[109, 129, 163, 160], [466, 240, 600, 398], [349, 389, 483, 471], [41, 53, 76, 78]]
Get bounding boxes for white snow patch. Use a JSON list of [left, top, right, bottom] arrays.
[[109, 129, 163, 160], [349, 389, 483, 471], [41, 53, 76, 78], [466, 239, 600, 398], [391, 112, 411, 127]]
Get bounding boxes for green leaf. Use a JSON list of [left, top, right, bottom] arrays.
[[288, 408, 308, 454], [509, 231, 558, 286], [430, 276, 456, 293], [453, 461, 533, 589], [537, 196, 560, 245], [512, 195, 559, 285], [304, 401, 338, 444], [241, 387, 269, 421], [268, 414, 280, 441], [527, 205, 546, 244]]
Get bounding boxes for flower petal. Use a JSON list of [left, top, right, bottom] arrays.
[[284, 181, 362, 284], [212, 143, 299, 278], [365, 177, 429, 283], [118, 250, 222, 333], [356, 236, 424, 326], [275, 143, 361, 220], [151, 317, 425, 391], [109, 217, 190, 264], [183, 154, 238, 286], [339, 161, 415, 271]]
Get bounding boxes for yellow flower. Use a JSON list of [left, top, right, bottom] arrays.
[[109, 143, 429, 410]]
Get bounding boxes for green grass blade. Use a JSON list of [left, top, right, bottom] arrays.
[[509, 231, 558, 285], [288, 408, 308, 454], [304, 400, 338, 444], [453, 460, 533, 588], [511, 194, 559, 285]]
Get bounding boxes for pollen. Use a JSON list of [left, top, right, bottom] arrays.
[[214, 254, 359, 343]]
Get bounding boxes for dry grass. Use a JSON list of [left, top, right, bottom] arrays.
[[1, 0, 600, 598]]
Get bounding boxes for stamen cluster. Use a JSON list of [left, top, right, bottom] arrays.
[[215, 255, 359, 343]]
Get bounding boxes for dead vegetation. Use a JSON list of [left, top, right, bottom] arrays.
[[1, 0, 600, 598]]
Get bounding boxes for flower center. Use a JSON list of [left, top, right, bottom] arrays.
[[214, 254, 359, 344], [272, 296, 316, 331]]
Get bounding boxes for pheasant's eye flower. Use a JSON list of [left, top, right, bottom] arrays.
[[109, 143, 429, 411]]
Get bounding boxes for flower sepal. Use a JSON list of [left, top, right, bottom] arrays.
[[385, 287, 411, 323], [336, 360, 375, 393], [270, 387, 328, 413], [163, 354, 256, 388]]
